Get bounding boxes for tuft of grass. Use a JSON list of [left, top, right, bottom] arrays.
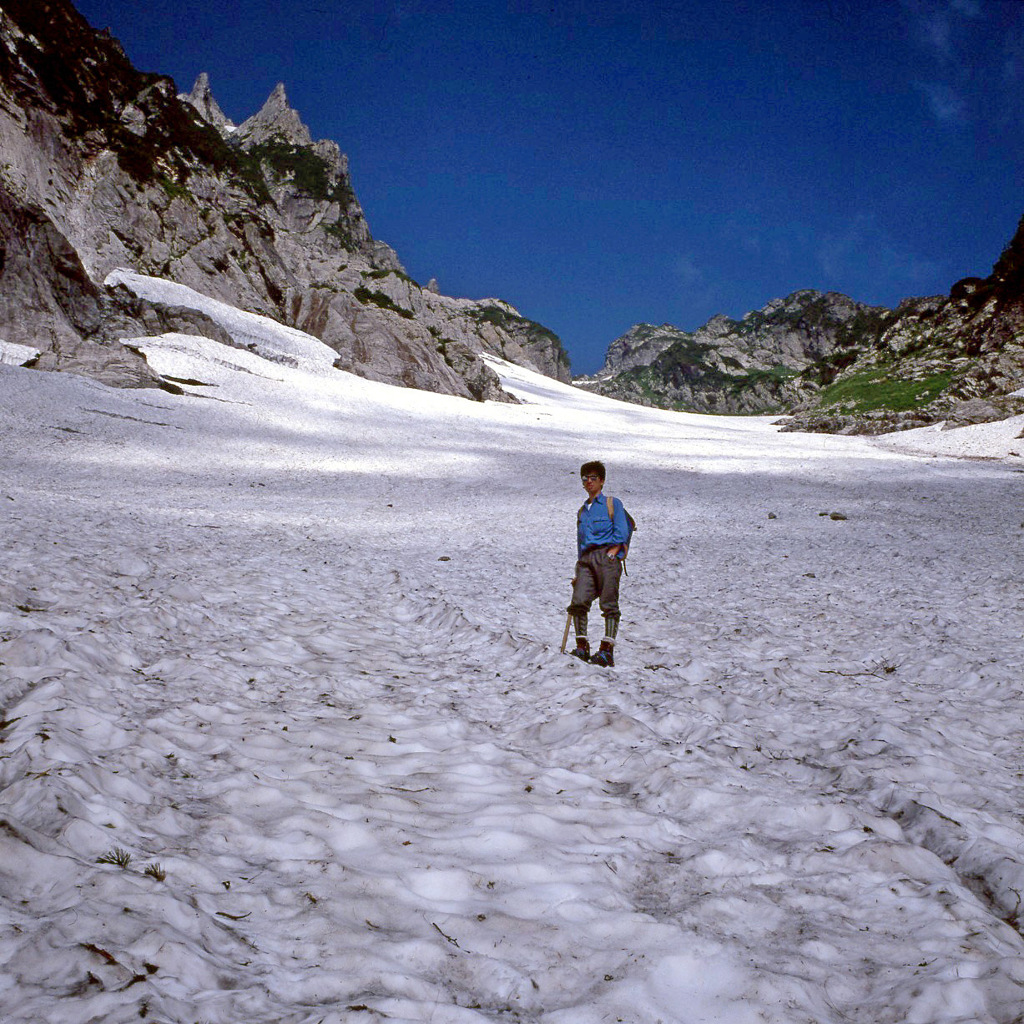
[[144, 863, 166, 881], [157, 175, 192, 202], [323, 220, 356, 247], [97, 847, 133, 868]]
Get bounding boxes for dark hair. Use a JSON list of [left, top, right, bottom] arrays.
[[580, 460, 606, 481]]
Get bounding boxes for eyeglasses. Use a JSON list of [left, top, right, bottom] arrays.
[[581, 475, 601, 482]]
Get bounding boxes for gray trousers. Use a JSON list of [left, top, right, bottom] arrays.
[[568, 547, 622, 638]]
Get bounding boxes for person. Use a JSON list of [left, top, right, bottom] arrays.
[[567, 460, 630, 667]]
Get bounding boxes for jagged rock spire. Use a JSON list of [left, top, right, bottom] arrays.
[[236, 83, 312, 147], [179, 73, 234, 130]]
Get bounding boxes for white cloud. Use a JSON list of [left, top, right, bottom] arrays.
[[903, 0, 982, 61], [922, 8, 954, 59], [913, 80, 969, 124]]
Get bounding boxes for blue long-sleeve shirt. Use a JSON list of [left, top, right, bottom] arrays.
[[577, 494, 630, 557]]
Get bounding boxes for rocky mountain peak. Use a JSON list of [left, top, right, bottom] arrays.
[[0, 0, 572, 403], [593, 322, 691, 377], [701, 313, 739, 338], [585, 260, 1024, 433], [754, 289, 821, 319], [179, 72, 234, 131], [583, 289, 902, 415], [236, 82, 312, 148]]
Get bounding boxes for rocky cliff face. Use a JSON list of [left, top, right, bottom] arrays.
[[780, 218, 1024, 433], [597, 322, 686, 376], [584, 225, 1024, 432], [0, 0, 571, 399], [580, 290, 898, 415]]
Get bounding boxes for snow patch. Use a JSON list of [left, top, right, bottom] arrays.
[[0, 340, 39, 365], [1, 310, 1022, 1023], [105, 268, 338, 372]]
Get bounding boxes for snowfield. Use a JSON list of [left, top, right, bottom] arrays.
[[2, 285, 1023, 1024]]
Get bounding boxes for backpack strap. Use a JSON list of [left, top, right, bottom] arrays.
[[605, 496, 629, 559]]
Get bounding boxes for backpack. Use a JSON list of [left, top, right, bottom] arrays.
[[578, 495, 637, 558]]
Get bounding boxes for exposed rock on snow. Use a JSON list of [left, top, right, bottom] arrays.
[[942, 397, 1007, 429]]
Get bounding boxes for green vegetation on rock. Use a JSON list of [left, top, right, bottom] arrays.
[[366, 268, 422, 288], [243, 137, 355, 206], [157, 175, 192, 202], [353, 286, 415, 319], [322, 220, 356, 247], [816, 368, 954, 413], [470, 305, 571, 368]]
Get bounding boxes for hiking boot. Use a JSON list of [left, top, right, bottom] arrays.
[[590, 642, 615, 668], [569, 639, 590, 662]]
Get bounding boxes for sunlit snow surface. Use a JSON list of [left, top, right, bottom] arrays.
[[2, 304, 1024, 1023]]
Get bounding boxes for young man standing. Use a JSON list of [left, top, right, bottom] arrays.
[[568, 460, 630, 667]]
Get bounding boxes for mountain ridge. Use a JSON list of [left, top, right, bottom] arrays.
[[580, 226, 1024, 433], [0, 0, 571, 401], [576, 289, 914, 417]]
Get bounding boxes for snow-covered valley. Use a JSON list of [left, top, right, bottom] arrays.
[[2, 284, 1024, 1023]]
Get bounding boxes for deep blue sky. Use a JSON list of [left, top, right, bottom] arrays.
[[75, 0, 1024, 373]]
